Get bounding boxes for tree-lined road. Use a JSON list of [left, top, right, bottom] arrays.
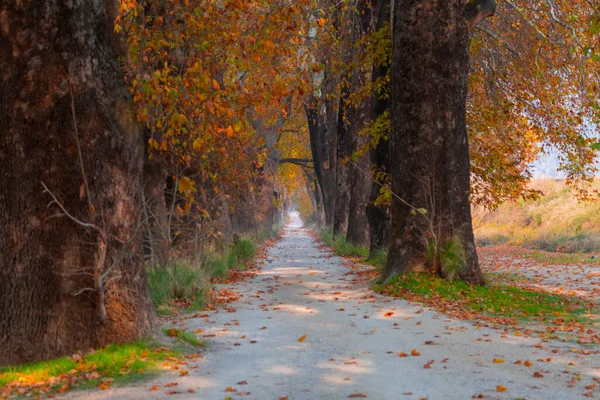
[[73, 213, 599, 399]]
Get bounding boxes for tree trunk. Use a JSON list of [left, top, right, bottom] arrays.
[[142, 156, 170, 266], [0, 0, 154, 365], [366, 0, 391, 256], [333, 84, 351, 237], [306, 103, 336, 227], [345, 2, 374, 247], [384, 0, 484, 284]]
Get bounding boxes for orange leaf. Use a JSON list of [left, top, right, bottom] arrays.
[[411, 349, 421, 356], [397, 352, 408, 357], [493, 358, 504, 364], [384, 312, 394, 317], [225, 387, 237, 392], [524, 360, 534, 367], [348, 393, 367, 398], [496, 385, 507, 392], [298, 334, 307, 343]]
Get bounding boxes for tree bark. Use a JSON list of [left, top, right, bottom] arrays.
[[142, 154, 171, 266], [333, 83, 351, 237], [306, 102, 336, 227], [0, 0, 154, 365], [366, 0, 391, 256], [385, 0, 484, 284], [345, 1, 375, 247]]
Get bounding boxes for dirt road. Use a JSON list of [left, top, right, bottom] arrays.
[[71, 212, 600, 399]]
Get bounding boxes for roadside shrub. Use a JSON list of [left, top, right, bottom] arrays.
[[147, 263, 207, 313], [233, 238, 257, 266]]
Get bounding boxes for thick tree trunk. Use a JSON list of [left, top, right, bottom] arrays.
[[333, 85, 351, 237], [306, 103, 336, 227], [0, 0, 154, 365], [142, 157, 171, 266], [385, 0, 484, 284], [366, 0, 391, 256], [345, 3, 374, 247]]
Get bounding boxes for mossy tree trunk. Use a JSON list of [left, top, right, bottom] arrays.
[[0, 0, 154, 365]]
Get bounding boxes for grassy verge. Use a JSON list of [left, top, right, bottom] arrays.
[[319, 229, 369, 259], [148, 226, 281, 316], [0, 340, 183, 398], [374, 273, 592, 326], [522, 250, 600, 265], [473, 179, 600, 253]]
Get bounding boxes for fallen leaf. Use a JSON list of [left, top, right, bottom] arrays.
[[149, 384, 161, 391], [348, 393, 368, 398], [384, 312, 394, 317], [496, 385, 507, 392], [225, 387, 237, 392], [493, 358, 504, 364], [298, 334, 307, 343], [397, 352, 408, 357], [411, 349, 421, 356], [524, 360, 534, 367], [237, 381, 248, 385], [424, 360, 434, 369]]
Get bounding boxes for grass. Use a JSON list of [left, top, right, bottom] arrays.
[[375, 272, 591, 324], [147, 262, 208, 315], [522, 250, 600, 265], [147, 228, 275, 315], [162, 328, 206, 348], [0, 340, 177, 397], [319, 229, 369, 258], [473, 178, 600, 253]]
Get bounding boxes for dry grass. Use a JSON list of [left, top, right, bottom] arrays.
[[473, 179, 600, 253]]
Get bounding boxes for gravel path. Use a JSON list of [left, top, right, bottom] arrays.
[[69, 213, 600, 400]]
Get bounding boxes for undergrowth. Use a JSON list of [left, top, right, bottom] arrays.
[[319, 229, 369, 259], [148, 226, 279, 315]]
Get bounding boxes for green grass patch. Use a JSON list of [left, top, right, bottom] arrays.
[[0, 340, 176, 397], [375, 273, 591, 324], [232, 238, 257, 266], [163, 328, 206, 348], [147, 262, 208, 315], [365, 248, 388, 269], [319, 229, 369, 259], [522, 250, 600, 265], [147, 227, 275, 316]]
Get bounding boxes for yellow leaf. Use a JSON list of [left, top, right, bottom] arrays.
[[178, 176, 197, 193], [493, 358, 504, 364]]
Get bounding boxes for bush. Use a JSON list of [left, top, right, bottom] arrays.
[[147, 263, 207, 314], [233, 238, 256, 266]]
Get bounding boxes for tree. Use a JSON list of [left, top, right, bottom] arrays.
[[384, 0, 495, 284], [0, 0, 153, 365], [365, 0, 392, 256]]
